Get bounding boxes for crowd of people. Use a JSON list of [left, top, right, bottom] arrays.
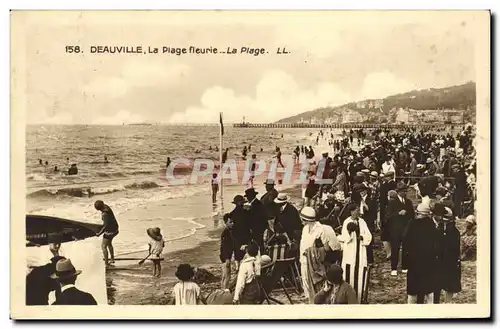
[[203, 125, 478, 305], [26, 125, 478, 306]]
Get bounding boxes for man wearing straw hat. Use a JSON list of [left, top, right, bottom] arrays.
[[274, 192, 302, 242], [51, 258, 97, 305], [260, 178, 279, 216]]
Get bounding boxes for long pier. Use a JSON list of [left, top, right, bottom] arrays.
[[232, 123, 462, 129]]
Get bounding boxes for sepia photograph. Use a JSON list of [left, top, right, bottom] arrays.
[[10, 10, 490, 319]]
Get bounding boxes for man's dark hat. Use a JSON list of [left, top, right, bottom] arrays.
[[346, 202, 358, 212], [326, 264, 344, 283], [432, 202, 446, 217], [244, 188, 258, 197], [232, 195, 245, 204], [435, 187, 448, 196], [396, 182, 407, 191], [353, 184, 368, 193]]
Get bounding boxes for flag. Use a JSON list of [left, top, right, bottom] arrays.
[[219, 112, 224, 136]]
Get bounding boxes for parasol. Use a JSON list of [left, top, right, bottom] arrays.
[[26, 214, 103, 247]]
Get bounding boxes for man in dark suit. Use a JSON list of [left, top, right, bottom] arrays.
[[273, 192, 303, 242], [379, 171, 397, 258], [386, 182, 415, 276], [260, 179, 279, 218], [244, 188, 267, 252], [51, 258, 97, 305], [26, 256, 65, 305]]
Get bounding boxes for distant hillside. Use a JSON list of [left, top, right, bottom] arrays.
[[276, 82, 476, 124]]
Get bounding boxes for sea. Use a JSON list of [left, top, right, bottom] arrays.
[[26, 124, 324, 257]]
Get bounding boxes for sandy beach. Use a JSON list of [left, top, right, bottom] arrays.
[[106, 185, 477, 305]]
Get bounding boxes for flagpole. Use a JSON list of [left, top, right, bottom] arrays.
[[219, 112, 224, 202]]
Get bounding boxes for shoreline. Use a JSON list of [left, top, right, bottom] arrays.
[[106, 185, 305, 305]]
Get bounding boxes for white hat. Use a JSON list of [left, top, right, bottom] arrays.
[[274, 193, 289, 204], [300, 206, 317, 222]]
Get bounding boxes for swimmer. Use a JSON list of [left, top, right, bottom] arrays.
[[54, 166, 59, 173], [104, 156, 109, 163], [39, 159, 43, 165], [68, 164, 78, 175], [44, 161, 48, 166]]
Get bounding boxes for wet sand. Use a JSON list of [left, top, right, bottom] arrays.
[[106, 185, 305, 305]]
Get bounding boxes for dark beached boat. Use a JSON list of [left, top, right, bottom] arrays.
[[26, 214, 103, 247]]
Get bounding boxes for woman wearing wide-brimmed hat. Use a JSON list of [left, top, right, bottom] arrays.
[[144, 227, 165, 278]]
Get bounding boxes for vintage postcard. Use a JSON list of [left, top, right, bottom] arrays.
[[10, 10, 490, 319]]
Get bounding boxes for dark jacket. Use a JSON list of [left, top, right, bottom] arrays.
[[260, 188, 279, 218], [379, 180, 397, 209], [313, 281, 358, 304], [228, 206, 251, 245], [52, 286, 97, 305], [246, 198, 267, 238], [275, 203, 303, 242], [435, 221, 462, 293], [386, 196, 414, 240], [26, 263, 61, 305], [403, 216, 440, 295]]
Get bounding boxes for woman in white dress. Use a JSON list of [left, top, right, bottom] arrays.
[[338, 203, 372, 303]]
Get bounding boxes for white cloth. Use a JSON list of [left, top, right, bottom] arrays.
[[382, 162, 396, 175], [233, 256, 258, 301], [339, 216, 372, 303], [61, 284, 76, 292], [149, 238, 164, 259], [300, 222, 340, 300], [172, 281, 201, 305], [28, 238, 107, 305]]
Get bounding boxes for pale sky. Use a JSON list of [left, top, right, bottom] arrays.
[[15, 11, 482, 124]]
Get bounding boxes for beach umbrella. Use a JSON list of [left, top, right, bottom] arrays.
[[26, 215, 103, 247]]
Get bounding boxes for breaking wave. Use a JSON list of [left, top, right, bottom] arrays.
[[27, 180, 162, 199]]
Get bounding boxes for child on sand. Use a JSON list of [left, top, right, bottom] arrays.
[[233, 241, 262, 304], [146, 227, 164, 278], [172, 264, 206, 305]]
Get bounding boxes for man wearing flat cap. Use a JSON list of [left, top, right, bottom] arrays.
[[386, 182, 414, 276]]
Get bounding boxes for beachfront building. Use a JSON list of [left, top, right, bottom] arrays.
[[395, 108, 410, 123], [342, 109, 364, 124]]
